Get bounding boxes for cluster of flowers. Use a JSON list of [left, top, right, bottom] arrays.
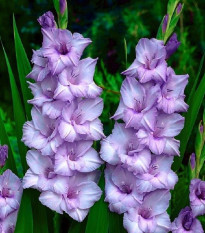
[[100, 36, 189, 232], [0, 145, 23, 233], [172, 178, 205, 232], [22, 11, 104, 222]]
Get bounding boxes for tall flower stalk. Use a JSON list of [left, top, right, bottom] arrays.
[[100, 35, 189, 232], [22, 11, 104, 222]]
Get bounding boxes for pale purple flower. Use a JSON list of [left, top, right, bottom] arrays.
[[137, 113, 184, 155], [38, 11, 57, 28], [190, 153, 196, 170], [54, 141, 103, 176], [54, 58, 102, 101], [0, 145, 8, 168], [113, 77, 160, 130], [39, 172, 102, 222], [162, 15, 169, 33], [172, 207, 203, 233], [123, 190, 171, 233], [28, 77, 64, 119], [23, 150, 61, 191], [41, 28, 91, 75], [27, 49, 50, 82], [100, 123, 150, 174], [0, 211, 18, 233], [122, 38, 167, 83], [157, 67, 189, 114], [104, 165, 143, 214], [136, 155, 178, 193], [58, 98, 104, 142], [189, 179, 205, 217], [60, 0, 67, 14], [165, 33, 181, 59], [22, 107, 63, 156], [0, 170, 22, 219]]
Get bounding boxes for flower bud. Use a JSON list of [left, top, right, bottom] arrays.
[[190, 153, 196, 170], [176, 3, 182, 15], [0, 145, 8, 168], [165, 33, 181, 59], [38, 11, 57, 28], [162, 14, 169, 33], [60, 0, 67, 14]]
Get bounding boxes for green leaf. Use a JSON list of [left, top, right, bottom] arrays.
[[171, 175, 189, 220], [124, 38, 127, 69], [187, 53, 205, 105], [0, 109, 18, 175], [32, 191, 49, 233], [15, 190, 33, 233], [68, 220, 87, 233], [167, 0, 180, 21], [173, 73, 205, 171], [85, 173, 109, 233], [109, 212, 126, 233], [13, 15, 32, 120], [2, 45, 28, 173], [156, 16, 165, 40]]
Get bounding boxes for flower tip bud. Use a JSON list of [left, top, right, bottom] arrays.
[[165, 33, 181, 59], [176, 3, 182, 15], [162, 14, 169, 33], [38, 11, 57, 28], [200, 121, 204, 133], [0, 145, 8, 168], [190, 153, 196, 170], [60, 0, 67, 15]]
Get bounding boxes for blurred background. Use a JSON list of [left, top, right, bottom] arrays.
[[0, 0, 204, 167]]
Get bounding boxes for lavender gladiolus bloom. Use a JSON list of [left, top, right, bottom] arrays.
[[104, 165, 143, 214], [136, 155, 178, 193], [122, 38, 167, 83], [0, 145, 8, 168], [172, 207, 203, 233], [41, 28, 91, 75], [100, 123, 150, 174], [23, 11, 103, 222], [137, 113, 184, 155], [123, 190, 171, 233], [189, 179, 205, 217], [0, 210, 18, 233], [113, 77, 160, 130], [165, 33, 181, 59], [38, 11, 57, 28], [157, 67, 189, 114], [0, 170, 22, 219], [39, 172, 102, 222]]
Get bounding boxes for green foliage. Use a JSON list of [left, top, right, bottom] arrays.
[[13, 15, 32, 120]]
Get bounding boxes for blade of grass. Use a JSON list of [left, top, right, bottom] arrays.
[[109, 212, 127, 233], [68, 220, 87, 233], [173, 73, 205, 171], [15, 190, 33, 233], [0, 109, 18, 175], [187, 53, 205, 105], [85, 172, 109, 233], [32, 191, 49, 233], [2, 45, 28, 173], [13, 15, 32, 120]]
